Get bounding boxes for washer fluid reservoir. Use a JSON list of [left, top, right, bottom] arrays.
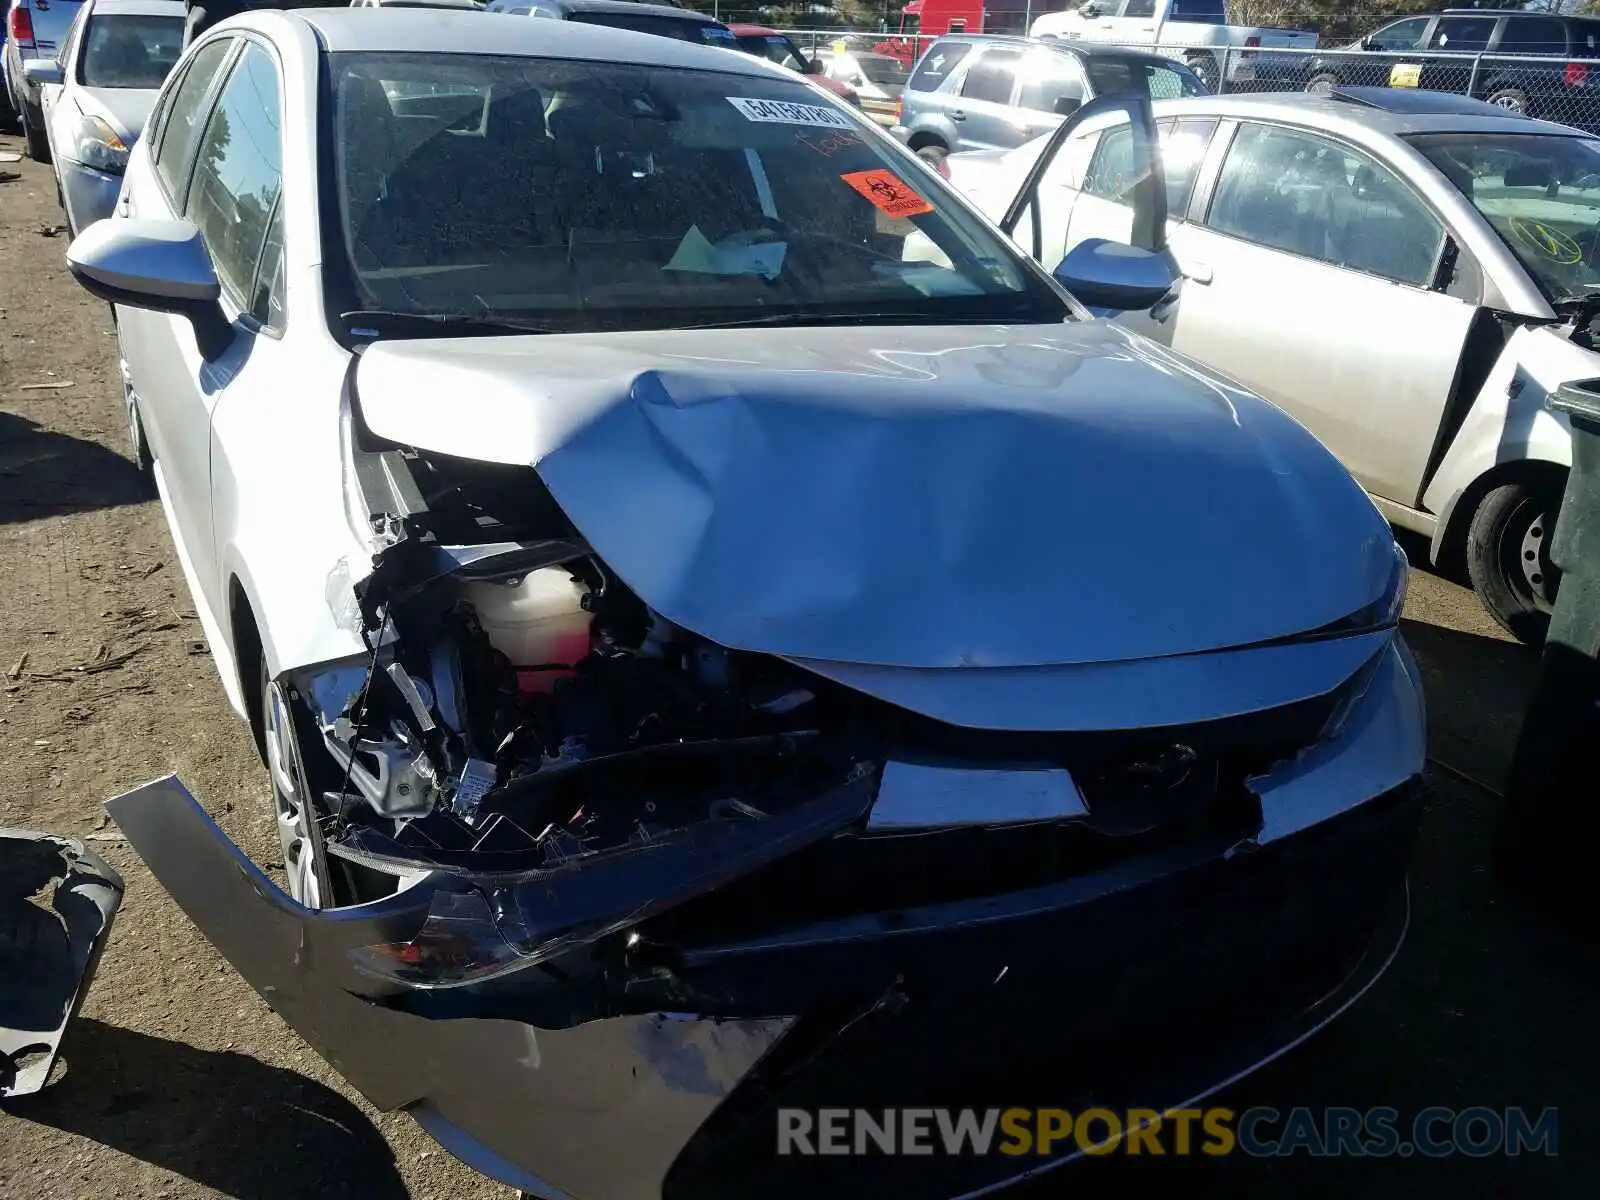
[[457, 568, 591, 693]]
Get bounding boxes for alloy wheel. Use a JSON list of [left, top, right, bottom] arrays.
[[263, 678, 324, 908]]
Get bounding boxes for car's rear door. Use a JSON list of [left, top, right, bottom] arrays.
[[1155, 120, 1480, 508], [948, 43, 1026, 151]]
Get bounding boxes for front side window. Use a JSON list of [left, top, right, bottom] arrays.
[[735, 34, 807, 72], [960, 48, 1022, 104], [1121, 0, 1156, 18], [186, 44, 283, 308], [325, 54, 1067, 333], [1365, 17, 1429, 52], [1428, 16, 1494, 53], [1411, 131, 1600, 306], [907, 40, 970, 92], [1206, 123, 1443, 287], [79, 13, 184, 89], [152, 38, 234, 204]]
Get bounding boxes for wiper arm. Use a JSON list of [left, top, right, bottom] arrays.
[[674, 309, 1040, 331], [341, 309, 558, 339]]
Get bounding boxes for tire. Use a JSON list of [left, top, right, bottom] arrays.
[[1305, 70, 1340, 97], [21, 102, 50, 164], [1186, 53, 1220, 93], [1464, 481, 1563, 646], [915, 143, 948, 169], [1486, 86, 1529, 115], [259, 656, 336, 909]]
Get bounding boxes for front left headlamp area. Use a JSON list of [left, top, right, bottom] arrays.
[[74, 115, 130, 175]]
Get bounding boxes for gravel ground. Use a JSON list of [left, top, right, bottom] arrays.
[[1, 132, 1595, 1199]]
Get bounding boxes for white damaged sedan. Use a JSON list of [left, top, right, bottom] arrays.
[[71, 9, 1423, 1200]]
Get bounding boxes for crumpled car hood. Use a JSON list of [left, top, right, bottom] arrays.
[[356, 321, 1395, 669]]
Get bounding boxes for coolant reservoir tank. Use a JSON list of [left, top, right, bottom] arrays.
[[458, 569, 591, 691]]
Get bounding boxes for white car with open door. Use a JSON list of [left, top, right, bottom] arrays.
[[947, 86, 1600, 644]]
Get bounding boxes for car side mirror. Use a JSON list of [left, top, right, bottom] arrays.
[[1052, 239, 1177, 312], [802, 57, 824, 74], [23, 59, 65, 87], [66, 218, 234, 360], [1079, 1, 1102, 17], [1053, 95, 1081, 117]]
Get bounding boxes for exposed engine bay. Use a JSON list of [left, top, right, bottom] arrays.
[[260, 388, 1385, 1003]]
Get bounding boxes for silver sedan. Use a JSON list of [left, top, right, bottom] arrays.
[[950, 87, 1595, 644]]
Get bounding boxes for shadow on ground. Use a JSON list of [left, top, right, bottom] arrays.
[[1, 1019, 409, 1199], [0, 410, 150, 525]]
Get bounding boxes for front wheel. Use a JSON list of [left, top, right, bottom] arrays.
[[1465, 481, 1563, 646], [261, 660, 335, 909], [1186, 53, 1220, 93], [21, 102, 49, 163], [1305, 70, 1340, 97]]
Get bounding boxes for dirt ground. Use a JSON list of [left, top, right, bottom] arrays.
[[1, 131, 1596, 1199]]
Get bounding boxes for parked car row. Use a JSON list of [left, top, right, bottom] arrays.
[[32, 5, 1432, 1197]]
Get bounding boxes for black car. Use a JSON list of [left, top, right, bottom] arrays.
[[1282, 7, 1600, 130]]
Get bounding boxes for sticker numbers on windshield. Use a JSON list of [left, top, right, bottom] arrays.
[[727, 97, 856, 130], [840, 169, 935, 218]]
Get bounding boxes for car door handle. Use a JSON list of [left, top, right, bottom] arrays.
[[1185, 261, 1213, 285], [950, 109, 966, 121]]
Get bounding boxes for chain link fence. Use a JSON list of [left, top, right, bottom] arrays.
[[765, 29, 1600, 135]]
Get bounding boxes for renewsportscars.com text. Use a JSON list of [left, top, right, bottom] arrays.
[[777, 1106, 1558, 1159]]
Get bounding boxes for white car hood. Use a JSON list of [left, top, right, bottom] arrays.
[[76, 87, 158, 143], [355, 321, 1396, 671]]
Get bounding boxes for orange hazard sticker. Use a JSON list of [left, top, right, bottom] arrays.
[[839, 169, 934, 218]]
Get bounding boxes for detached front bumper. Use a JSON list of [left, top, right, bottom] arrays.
[[107, 638, 1425, 1200]]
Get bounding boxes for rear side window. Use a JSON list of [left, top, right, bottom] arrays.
[[152, 38, 234, 206], [1161, 116, 1217, 216], [1499, 16, 1566, 54], [960, 48, 1022, 104], [1166, 0, 1225, 22], [908, 40, 971, 92]]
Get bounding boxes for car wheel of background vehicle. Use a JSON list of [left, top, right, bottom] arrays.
[[1305, 71, 1340, 96], [1186, 53, 1219, 92], [261, 659, 335, 909], [1466, 481, 1562, 645], [916, 143, 948, 169], [1486, 86, 1529, 114], [21, 104, 50, 164]]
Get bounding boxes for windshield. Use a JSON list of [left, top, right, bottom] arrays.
[[1085, 57, 1207, 100], [79, 14, 183, 90], [736, 34, 807, 71], [1411, 131, 1600, 305], [325, 54, 1065, 334], [569, 14, 739, 47]]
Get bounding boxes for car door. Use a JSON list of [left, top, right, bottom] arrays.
[[1158, 120, 1480, 508], [121, 37, 287, 621], [948, 43, 1025, 151]]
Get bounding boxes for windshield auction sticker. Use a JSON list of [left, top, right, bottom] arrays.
[[840, 169, 935, 218], [727, 97, 855, 130]]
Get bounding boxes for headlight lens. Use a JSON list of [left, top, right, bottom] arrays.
[[75, 116, 129, 175]]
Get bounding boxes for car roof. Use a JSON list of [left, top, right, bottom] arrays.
[[519, 0, 714, 17], [290, 6, 746, 59], [1150, 88, 1597, 139], [933, 32, 1183, 66]]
